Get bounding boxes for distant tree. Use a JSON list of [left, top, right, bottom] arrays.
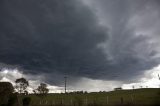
[[73, 91, 84, 94], [15, 78, 29, 94], [114, 87, 122, 91], [33, 89, 37, 94], [24, 90, 29, 95], [35, 83, 49, 95], [84, 91, 88, 94]]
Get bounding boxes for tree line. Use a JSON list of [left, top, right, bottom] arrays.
[[0, 77, 49, 106], [15, 77, 49, 95]]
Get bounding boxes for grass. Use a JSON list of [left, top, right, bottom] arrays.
[[21, 88, 160, 106]]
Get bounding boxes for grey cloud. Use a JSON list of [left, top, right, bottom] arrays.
[[0, 0, 160, 85], [84, 0, 160, 80]]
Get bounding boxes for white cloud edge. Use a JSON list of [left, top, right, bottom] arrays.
[[0, 64, 160, 93]]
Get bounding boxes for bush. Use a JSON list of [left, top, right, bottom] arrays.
[[7, 94, 17, 106], [22, 97, 31, 106]]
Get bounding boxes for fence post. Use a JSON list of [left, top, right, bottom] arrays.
[[120, 97, 124, 105], [107, 96, 109, 105], [85, 97, 88, 106], [131, 95, 134, 103], [70, 99, 73, 105]]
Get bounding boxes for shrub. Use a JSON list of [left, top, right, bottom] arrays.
[[7, 94, 17, 106], [22, 97, 31, 106]]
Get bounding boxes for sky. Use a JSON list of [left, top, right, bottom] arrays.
[[0, 0, 160, 93]]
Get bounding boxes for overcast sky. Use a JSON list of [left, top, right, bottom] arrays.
[[0, 0, 160, 92]]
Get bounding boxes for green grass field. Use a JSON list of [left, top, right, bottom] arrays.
[[22, 88, 160, 106]]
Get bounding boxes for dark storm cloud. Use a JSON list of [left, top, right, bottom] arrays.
[[0, 0, 160, 85], [0, 0, 108, 84]]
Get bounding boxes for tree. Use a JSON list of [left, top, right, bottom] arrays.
[[0, 82, 14, 105], [33, 83, 49, 105], [35, 83, 49, 95], [15, 78, 29, 94]]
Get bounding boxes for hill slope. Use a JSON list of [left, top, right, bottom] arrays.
[[24, 88, 160, 106]]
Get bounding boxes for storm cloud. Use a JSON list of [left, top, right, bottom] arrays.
[[0, 0, 160, 86]]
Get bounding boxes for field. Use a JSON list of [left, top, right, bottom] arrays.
[[21, 88, 160, 106]]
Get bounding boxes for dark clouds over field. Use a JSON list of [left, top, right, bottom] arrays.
[[0, 0, 160, 86]]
